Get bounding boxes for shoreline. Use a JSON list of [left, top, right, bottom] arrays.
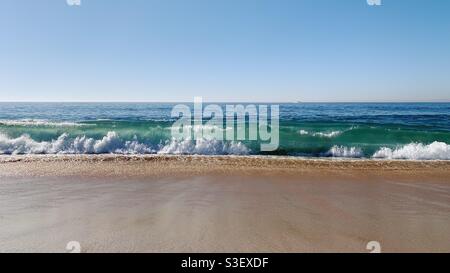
[[2, 153, 450, 164], [1, 154, 450, 179]]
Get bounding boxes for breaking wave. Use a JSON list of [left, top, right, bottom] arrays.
[[0, 132, 249, 155], [373, 141, 450, 160], [0, 131, 448, 159], [321, 142, 450, 159], [324, 145, 364, 158], [0, 132, 153, 154], [158, 138, 250, 155]]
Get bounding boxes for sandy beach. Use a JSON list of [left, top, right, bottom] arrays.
[[0, 155, 449, 252]]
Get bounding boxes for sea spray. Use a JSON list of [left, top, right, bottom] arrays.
[[0, 132, 249, 155], [373, 142, 450, 160]]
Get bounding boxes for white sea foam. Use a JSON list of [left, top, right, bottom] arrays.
[[298, 129, 342, 138], [325, 145, 364, 158], [0, 132, 249, 155], [313, 131, 342, 138], [299, 126, 360, 139], [1, 131, 448, 159], [158, 138, 250, 155], [169, 125, 233, 133], [0, 119, 90, 127], [0, 132, 154, 155], [372, 141, 450, 160]]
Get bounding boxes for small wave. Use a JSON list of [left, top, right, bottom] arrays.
[[373, 141, 450, 160], [168, 125, 233, 133], [313, 131, 342, 138], [298, 129, 342, 138], [324, 145, 364, 158], [0, 119, 91, 127]]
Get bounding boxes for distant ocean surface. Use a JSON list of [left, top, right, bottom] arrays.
[[0, 102, 449, 160]]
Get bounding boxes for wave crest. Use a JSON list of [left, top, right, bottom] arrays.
[[0, 119, 90, 127], [373, 141, 450, 160], [298, 129, 342, 138], [158, 138, 250, 155], [0, 132, 249, 155], [0, 132, 154, 155]]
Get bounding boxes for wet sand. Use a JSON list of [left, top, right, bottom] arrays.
[[0, 155, 449, 252]]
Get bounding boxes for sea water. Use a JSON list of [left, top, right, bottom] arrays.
[[0, 102, 449, 159]]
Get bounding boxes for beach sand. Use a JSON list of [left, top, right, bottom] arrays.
[[0, 155, 449, 252]]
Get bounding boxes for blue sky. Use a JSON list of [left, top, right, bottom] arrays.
[[1, 0, 449, 102]]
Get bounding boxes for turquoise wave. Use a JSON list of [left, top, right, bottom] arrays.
[[0, 103, 449, 159]]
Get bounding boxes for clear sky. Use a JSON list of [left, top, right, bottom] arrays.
[[1, 0, 449, 102]]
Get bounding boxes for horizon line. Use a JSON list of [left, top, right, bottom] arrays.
[[0, 100, 449, 104]]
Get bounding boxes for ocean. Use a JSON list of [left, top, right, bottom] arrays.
[[0, 102, 449, 159]]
